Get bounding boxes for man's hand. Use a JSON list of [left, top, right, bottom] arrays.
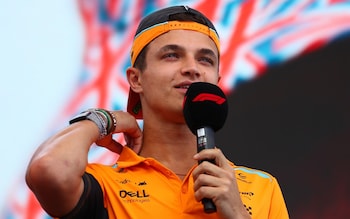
[[192, 148, 251, 219], [96, 111, 142, 154]]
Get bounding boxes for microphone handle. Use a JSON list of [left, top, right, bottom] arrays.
[[196, 126, 217, 213]]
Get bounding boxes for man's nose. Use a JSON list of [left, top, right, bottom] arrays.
[[180, 57, 201, 77]]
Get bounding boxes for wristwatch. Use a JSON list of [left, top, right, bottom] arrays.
[[69, 110, 108, 139]]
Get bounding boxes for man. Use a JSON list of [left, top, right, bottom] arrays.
[[26, 5, 289, 219]]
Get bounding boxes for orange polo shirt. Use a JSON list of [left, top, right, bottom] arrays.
[[86, 147, 289, 219]]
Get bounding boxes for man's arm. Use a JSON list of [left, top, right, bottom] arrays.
[[25, 111, 142, 217], [25, 120, 97, 217]]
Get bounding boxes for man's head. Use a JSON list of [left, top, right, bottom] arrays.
[[127, 5, 220, 119]]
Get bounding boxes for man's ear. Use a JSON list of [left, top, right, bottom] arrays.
[[126, 67, 142, 93]]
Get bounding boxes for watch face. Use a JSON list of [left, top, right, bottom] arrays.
[[69, 111, 91, 124]]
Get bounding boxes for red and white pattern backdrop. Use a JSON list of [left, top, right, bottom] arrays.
[[2, 0, 350, 218]]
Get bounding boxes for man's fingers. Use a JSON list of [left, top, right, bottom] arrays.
[[193, 148, 230, 168], [96, 135, 124, 154], [124, 133, 142, 154]]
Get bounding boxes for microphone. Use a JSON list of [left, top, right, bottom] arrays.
[[183, 82, 228, 213]]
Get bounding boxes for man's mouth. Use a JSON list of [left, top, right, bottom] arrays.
[[175, 85, 190, 89]]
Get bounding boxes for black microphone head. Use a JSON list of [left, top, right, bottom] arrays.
[[183, 82, 228, 134]]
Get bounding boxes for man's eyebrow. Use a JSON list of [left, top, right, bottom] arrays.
[[198, 48, 217, 58], [159, 44, 183, 53], [159, 45, 217, 57]]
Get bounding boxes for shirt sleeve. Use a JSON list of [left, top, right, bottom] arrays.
[[269, 177, 290, 219], [59, 172, 108, 219]]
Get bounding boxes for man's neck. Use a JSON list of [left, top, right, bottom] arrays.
[[139, 120, 197, 177]]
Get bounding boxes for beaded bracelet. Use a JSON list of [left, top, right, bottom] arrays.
[[95, 109, 111, 132], [95, 109, 117, 135], [89, 109, 108, 139], [105, 110, 117, 134]]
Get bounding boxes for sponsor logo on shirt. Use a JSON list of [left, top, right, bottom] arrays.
[[244, 204, 253, 216], [236, 172, 252, 184], [119, 189, 150, 198], [240, 191, 254, 200], [117, 179, 151, 204]]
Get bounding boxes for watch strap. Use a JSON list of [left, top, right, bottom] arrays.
[[69, 109, 109, 139]]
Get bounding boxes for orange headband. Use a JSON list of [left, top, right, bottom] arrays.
[[130, 21, 220, 66]]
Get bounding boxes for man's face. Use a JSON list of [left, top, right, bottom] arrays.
[[138, 29, 220, 122]]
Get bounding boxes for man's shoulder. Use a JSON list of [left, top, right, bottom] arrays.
[[232, 164, 276, 184]]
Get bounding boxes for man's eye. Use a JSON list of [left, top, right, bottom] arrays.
[[199, 57, 214, 65], [163, 53, 178, 59]]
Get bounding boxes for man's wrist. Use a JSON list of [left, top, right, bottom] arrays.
[[69, 108, 117, 140]]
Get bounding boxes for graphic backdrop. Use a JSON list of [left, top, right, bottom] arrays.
[[2, 0, 350, 218]]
